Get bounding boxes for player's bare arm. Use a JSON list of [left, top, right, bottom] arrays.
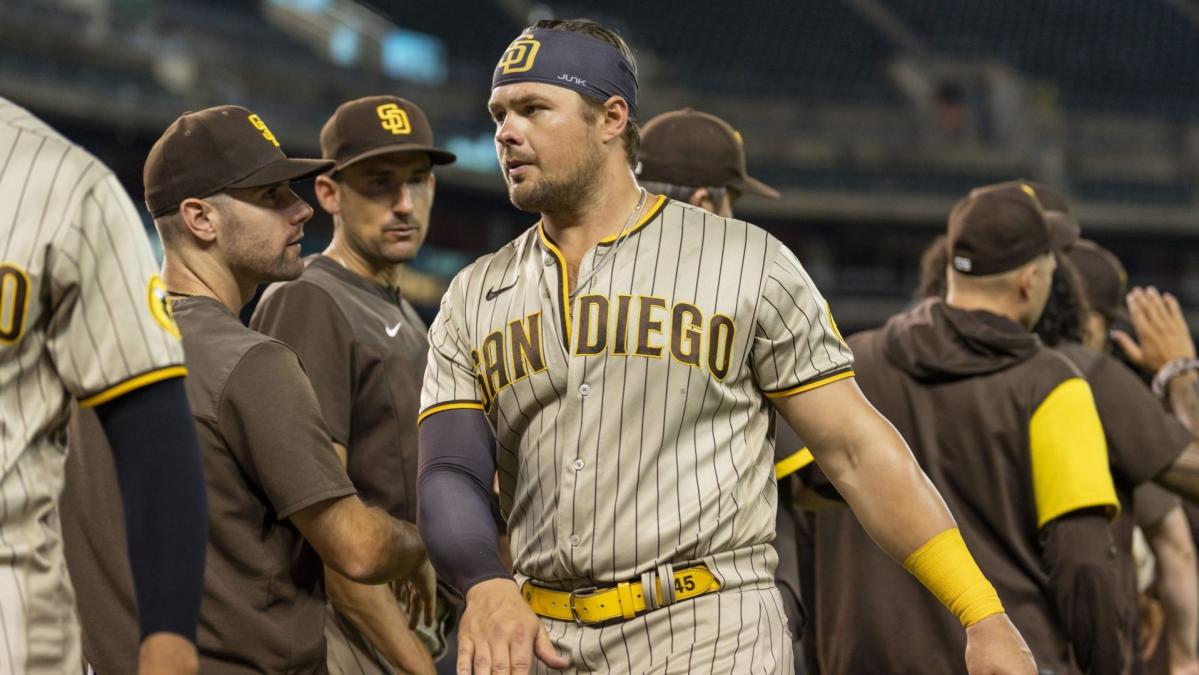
[[290, 489, 428, 584], [773, 377, 1037, 674], [1144, 505, 1199, 672]]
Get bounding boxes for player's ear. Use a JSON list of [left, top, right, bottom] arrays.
[[598, 95, 629, 145], [313, 174, 340, 216], [177, 197, 217, 244]]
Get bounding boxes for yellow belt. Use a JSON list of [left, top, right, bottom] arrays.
[[521, 566, 721, 625]]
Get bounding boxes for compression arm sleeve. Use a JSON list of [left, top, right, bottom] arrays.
[[417, 409, 510, 593], [94, 377, 208, 641]]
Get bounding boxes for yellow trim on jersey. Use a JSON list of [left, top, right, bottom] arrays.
[[78, 366, 189, 408], [775, 447, 815, 479], [597, 194, 668, 244], [536, 224, 573, 347], [764, 370, 855, 399], [1029, 377, 1120, 528], [417, 401, 486, 425]]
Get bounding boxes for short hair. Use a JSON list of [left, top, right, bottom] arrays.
[[530, 18, 641, 168], [637, 181, 727, 205], [152, 192, 232, 248]]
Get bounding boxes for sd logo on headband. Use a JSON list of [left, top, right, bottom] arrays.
[[498, 34, 540, 74], [377, 103, 412, 135]]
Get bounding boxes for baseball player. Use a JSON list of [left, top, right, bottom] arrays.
[[635, 107, 780, 216], [0, 97, 207, 674], [250, 95, 458, 675], [60, 105, 436, 674], [417, 18, 1034, 674], [633, 107, 813, 671], [918, 218, 1199, 674]]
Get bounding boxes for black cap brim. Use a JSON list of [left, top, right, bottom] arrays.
[[228, 157, 335, 189], [333, 144, 457, 173], [728, 173, 780, 199]]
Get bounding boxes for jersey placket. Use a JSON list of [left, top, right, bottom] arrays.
[[537, 230, 604, 579]]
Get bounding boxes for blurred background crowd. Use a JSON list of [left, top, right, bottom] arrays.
[[2, 0, 1196, 329]]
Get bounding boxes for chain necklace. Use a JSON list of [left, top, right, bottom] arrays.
[[568, 187, 648, 297]]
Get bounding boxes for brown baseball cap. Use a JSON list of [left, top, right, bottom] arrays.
[[1068, 239, 1130, 323], [320, 95, 455, 172], [973, 179, 1081, 248], [635, 108, 779, 198], [144, 105, 332, 218], [947, 182, 1075, 275]]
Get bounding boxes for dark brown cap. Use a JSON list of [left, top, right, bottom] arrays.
[[144, 106, 332, 218], [947, 182, 1075, 275], [974, 179, 1081, 248], [1068, 239, 1130, 323], [635, 108, 779, 198], [320, 96, 455, 173]]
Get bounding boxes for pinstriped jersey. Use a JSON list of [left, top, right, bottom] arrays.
[[420, 196, 852, 588], [0, 98, 184, 673]]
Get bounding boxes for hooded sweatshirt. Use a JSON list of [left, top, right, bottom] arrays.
[[807, 299, 1120, 675]]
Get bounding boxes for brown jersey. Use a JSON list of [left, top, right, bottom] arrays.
[[808, 299, 1117, 675], [62, 296, 355, 674]]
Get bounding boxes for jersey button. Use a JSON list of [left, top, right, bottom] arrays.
[[569, 534, 580, 546], [579, 383, 591, 396], [543, 255, 554, 267], [571, 458, 585, 471]]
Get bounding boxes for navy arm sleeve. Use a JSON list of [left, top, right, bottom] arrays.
[[417, 409, 510, 593], [94, 377, 208, 642]]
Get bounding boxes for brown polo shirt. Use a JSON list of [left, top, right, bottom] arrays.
[[807, 299, 1118, 675], [251, 254, 427, 522], [61, 295, 356, 674]]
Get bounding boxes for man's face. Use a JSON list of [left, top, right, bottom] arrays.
[[1022, 253, 1058, 328], [217, 181, 313, 283], [331, 154, 435, 265], [488, 82, 604, 213]]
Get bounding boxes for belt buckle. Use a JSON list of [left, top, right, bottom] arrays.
[[567, 586, 599, 627]]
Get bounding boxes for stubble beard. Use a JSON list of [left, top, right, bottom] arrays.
[[508, 140, 603, 214]]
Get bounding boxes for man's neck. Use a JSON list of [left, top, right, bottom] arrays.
[[540, 167, 644, 260], [944, 292, 1024, 326], [161, 255, 253, 312], [324, 236, 402, 289]]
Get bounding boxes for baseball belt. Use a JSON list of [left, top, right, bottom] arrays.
[[521, 564, 721, 625]]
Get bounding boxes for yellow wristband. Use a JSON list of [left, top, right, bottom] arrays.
[[902, 527, 1005, 628]]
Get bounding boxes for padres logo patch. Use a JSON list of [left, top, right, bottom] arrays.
[[498, 34, 540, 74], [247, 114, 281, 147], [377, 103, 412, 135], [147, 275, 181, 340]]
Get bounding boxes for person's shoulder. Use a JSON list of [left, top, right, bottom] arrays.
[[1, 103, 108, 187], [448, 226, 537, 294], [1025, 343, 1089, 404]]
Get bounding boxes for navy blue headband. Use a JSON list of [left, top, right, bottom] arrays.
[[492, 29, 639, 120]]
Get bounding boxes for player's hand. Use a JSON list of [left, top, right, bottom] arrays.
[[1139, 593, 1165, 662], [137, 632, 199, 675], [1112, 287, 1196, 374], [458, 578, 569, 675], [395, 557, 438, 629], [963, 613, 1037, 675]]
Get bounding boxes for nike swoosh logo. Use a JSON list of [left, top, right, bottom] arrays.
[[485, 282, 517, 302], [385, 320, 403, 337]]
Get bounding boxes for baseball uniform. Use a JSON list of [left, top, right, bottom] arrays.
[[0, 98, 186, 674], [252, 254, 451, 671], [421, 195, 853, 672], [63, 296, 357, 673]]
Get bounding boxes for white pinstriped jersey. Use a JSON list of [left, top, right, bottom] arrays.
[[421, 196, 852, 590], [0, 99, 185, 673]]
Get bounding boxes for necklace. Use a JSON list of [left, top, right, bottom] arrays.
[[569, 187, 648, 297]]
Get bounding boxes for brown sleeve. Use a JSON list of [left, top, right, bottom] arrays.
[[219, 341, 356, 520], [1133, 483, 1181, 529], [1092, 355, 1191, 486], [1040, 508, 1127, 675], [250, 281, 354, 446]]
